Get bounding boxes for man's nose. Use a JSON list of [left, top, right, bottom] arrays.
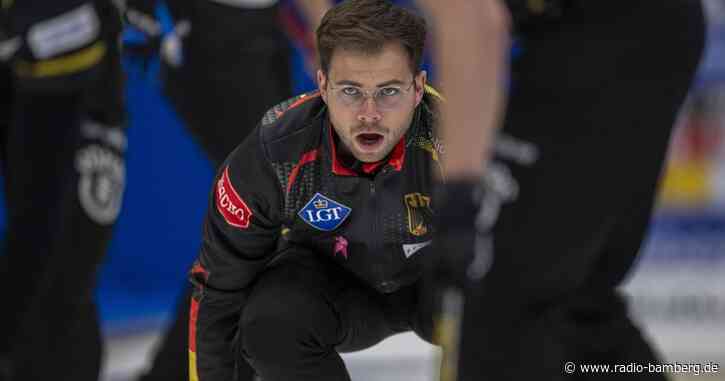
[[357, 97, 381, 123]]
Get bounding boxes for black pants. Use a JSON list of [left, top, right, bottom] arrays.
[[239, 249, 432, 381], [163, 1, 292, 167], [456, 1, 705, 381], [140, 3, 292, 381], [0, 42, 125, 380]]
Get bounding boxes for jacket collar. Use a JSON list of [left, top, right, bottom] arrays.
[[326, 120, 406, 177]]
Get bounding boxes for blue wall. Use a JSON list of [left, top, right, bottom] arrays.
[[97, 61, 214, 327]]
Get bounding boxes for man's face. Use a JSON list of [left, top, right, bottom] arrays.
[[318, 43, 427, 163]]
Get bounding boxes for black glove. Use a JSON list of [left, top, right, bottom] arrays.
[[124, 0, 162, 36], [122, 0, 163, 68], [431, 180, 486, 291], [122, 0, 189, 79], [425, 179, 487, 381]]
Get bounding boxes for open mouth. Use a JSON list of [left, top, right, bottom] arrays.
[[356, 133, 384, 148]]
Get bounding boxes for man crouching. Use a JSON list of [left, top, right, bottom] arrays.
[[188, 1, 442, 380]]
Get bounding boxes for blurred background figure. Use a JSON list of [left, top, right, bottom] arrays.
[[0, 1, 125, 380], [623, 0, 725, 366], [122, 1, 330, 380], [421, 0, 713, 380], [125, 0, 331, 166]]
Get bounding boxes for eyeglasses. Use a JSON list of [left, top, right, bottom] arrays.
[[328, 81, 415, 110]]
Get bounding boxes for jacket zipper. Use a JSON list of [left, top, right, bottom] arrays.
[[369, 177, 383, 290], [371, 168, 397, 293]]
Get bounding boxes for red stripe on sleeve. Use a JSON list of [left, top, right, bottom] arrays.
[[189, 297, 200, 353], [287, 149, 319, 193]]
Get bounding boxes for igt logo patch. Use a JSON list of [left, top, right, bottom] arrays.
[[298, 193, 351, 231], [216, 166, 253, 229]]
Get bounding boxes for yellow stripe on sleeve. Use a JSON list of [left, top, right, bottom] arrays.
[[14, 41, 106, 78], [189, 350, 199, 381]]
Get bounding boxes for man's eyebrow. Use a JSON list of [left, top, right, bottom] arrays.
[[333, 79, 407, 87]]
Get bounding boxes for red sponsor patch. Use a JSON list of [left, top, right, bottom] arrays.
[[216, 166, 253, 229]]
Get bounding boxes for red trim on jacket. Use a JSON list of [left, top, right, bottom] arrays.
[[328, 126, 358, 176], [287, 149, 320, 193], [276, 92, 321, 120], [189, 297, 200, 353], [328, 125, 406, 176], [288, 92, 320, 112]]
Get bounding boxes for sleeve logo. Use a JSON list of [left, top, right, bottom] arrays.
[[216, 166, 253, 229]]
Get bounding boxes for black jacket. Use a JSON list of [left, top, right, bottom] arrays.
[[189, 87, 442, 381]]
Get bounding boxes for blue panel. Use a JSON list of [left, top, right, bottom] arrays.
[[96, 58, 214, 326]]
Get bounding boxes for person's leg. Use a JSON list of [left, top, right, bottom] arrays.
[[240, 249, 416, 381], [454, 2, 705, 380], [560, 290, 668, 381], [139, 285, 250, 381], [240, 252, 350, 381], [2, 41, 125, 380], [164, 1, 292, 166], [565, 188, 677, 380], [138, 287, 198, 381]]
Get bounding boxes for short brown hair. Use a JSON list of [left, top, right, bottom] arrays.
[[316, 0, 427, 76]]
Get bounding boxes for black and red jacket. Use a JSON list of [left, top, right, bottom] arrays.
[[189, 87, 443, 381]]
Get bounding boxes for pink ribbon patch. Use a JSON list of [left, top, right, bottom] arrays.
[[334, 236, 349, 259]]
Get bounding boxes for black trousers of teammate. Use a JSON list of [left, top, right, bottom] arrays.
[[455, 1, 706, 381], [139, 3, 292, 381], [0, 42, 125, 380], [239, 248, 433, 381], [163, 1, 292, 166]]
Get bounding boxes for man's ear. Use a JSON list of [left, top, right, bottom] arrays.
[[317, 69, 328, 103], [414, 70, 428, 106]]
